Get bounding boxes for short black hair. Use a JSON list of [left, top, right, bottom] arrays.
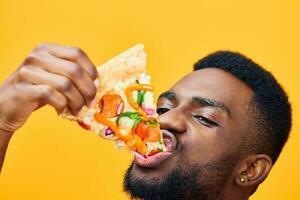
[[194, 51, 292, 163]]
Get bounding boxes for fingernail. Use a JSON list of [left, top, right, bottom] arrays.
[[94, 78, 100, 88], [56, 107, 67, 115], [75, 108, 83, 117]]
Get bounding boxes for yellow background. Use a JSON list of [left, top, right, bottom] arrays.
[[0, 0, 299, 199]]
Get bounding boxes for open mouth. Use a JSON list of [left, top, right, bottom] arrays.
[[134, 130, 177, 168]]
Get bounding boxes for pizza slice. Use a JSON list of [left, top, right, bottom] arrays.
[[60, 44, 166, 156]]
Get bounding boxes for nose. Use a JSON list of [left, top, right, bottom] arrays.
[[159, 108, 186, 134]]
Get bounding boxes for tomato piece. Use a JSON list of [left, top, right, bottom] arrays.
[[134, 119, 160, 142], [134, 121, 149, 139], [77, 120, 90, 130], [126, 134, 147, 154], [133, 135, 147, 155], [99, 94, 124, 118], [144, 127, 160, 142], [126, 139, 137, 151], [148, 148, 161, 156]]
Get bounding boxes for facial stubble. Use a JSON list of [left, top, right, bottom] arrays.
[[123, 151, 238, 200]]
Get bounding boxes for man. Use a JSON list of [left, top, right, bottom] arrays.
[[0, 44, 292, 200]]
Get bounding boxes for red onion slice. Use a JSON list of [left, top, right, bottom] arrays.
[[116, 102, 124, 115], [105, 127, 114, 136], [142, 104, 155, 115]]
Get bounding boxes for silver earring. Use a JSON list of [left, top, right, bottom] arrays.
[[240, 177, 245, 182]]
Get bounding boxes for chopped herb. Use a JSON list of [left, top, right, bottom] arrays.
[[116, 111, 141, 125], [133, 118, 142, 128], [146, 118, 159, 127], [137, 91, 146, 106]]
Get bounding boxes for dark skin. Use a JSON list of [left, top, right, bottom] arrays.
[[129, 68, 273, 199], [0, 44, 272, 199], [0, 43, 98, 172]]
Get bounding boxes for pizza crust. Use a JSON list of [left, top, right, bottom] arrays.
[[97, 43, 147, 94], [60, 44, 147, 122]]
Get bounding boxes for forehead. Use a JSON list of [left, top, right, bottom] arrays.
[[170, 68, 254, 114]]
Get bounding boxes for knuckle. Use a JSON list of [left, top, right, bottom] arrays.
[[59, 78, 72, 92], [35, 43, 48, 51], [67, 63, 83, 78], [58, 99, 68, 109], [17, 67, 29, 79], [71, 47, 84, 58], [40, 85, 53, 98], [23, 53, 39, 65]]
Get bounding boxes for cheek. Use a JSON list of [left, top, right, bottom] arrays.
[[181, 125, 240, 165]]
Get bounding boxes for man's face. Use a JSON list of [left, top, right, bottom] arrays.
[[124, 68, 254, 200]]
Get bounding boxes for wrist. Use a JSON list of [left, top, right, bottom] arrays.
[[0, 115, 17, 137], [0, 119, 15, 139], [0, 121, 14, 173], [0, 127, 14, 140]]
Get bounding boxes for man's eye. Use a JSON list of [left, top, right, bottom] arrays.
[[193, 115, 219, 127], [157, 108, 169, 115]]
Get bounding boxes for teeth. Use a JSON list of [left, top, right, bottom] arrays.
[[163, 138, 173, 152], [162, 130, 177, 152]]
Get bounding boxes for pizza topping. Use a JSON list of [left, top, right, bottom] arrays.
[[116, 102, 124, 115], [144, 127, 160, 142], [134, 135, 147, 155], [94, 113, 132, 141], [148, 148, 163, 156], [77, 120, 90, 130], [63, 44, 165, 156], [146, 117, 159, 127], [116, 111, 141, 126], [134, 121, 149, 139], [137, 91, 146, 106], [116, 111, 140, 120], [125, 84, 153, 118], [142, 104, 155, 115], [126, 134, 147, 155], [117, 116, 136, 129], [133, 118, 160, 143], [94, 83, 163, 155], [105, 127, 114, 136], [99, 94, 124, 118]]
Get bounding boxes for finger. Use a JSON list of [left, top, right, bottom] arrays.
[[18, 66, 85, 114], [23, 84, 68, 112], [24, 51, 97, 105], [35, 43, 98, 80]]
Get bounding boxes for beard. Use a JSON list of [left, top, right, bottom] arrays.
[[123, 152, 238, 200]]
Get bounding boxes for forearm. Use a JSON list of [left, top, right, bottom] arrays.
[[0, 128, 13, 173]]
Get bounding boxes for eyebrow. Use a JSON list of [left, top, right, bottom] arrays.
[[192, 96, 231, 117], [158, 91, 176, 101], [158, 91, 231, 117]]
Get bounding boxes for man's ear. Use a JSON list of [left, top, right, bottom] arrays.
[[234, 154, 273, 187]]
